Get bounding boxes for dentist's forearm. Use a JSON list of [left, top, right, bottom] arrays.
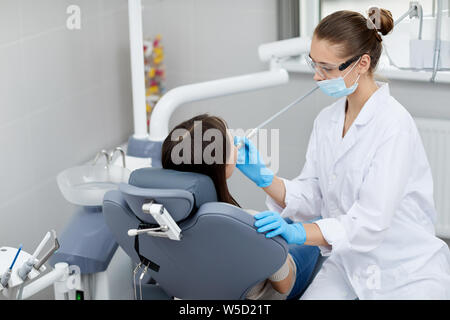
[[262, 176, 286, 208], [304, 223, 329, 247]]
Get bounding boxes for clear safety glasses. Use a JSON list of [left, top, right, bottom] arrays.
[[305, 54, 362, 79]]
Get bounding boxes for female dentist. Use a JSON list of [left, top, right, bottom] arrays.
[[235, 9, 450, 299]]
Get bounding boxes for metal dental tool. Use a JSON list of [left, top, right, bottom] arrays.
[[1, 245, 22, 289], [17, 231, 51, 281], [236, 85, 319, 149]]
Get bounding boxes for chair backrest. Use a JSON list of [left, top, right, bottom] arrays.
[[102, 168, 288, 299]]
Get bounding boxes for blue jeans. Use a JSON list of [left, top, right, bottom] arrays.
[[286, 244, 320, 300]]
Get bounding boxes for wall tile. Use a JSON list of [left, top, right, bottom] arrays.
[[0, 117, 35, 205], [192, 7, 276, 77], [63, 87, 108, 163], [20, 0, 71, 37], [0, 0, 21, 45], [0, 42, 28, 126], [99, 8, 131, 85], [100, 77, 133, 148], [27, 102, 74, 183], [19, 0, 101, 38], [194, 0, 276, 14], [28, 177, 77, 241], [64, 20, 103, 94], [20, 28, 72, 112], [100, 0, 127, 14]]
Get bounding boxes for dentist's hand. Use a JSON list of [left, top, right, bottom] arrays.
[[254, 211, 306, 245], [234, 136, 274, 188]]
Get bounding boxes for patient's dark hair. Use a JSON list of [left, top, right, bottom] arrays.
[[161, 114, 240, 207]]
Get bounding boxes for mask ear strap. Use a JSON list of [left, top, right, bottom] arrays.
[[343, 56, 362, 79]]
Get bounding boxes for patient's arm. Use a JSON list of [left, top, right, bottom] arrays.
[[268, 258, 294, 294], [245, 209, 294, 295]]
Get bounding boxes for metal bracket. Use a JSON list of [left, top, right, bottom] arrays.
[[127, 201, 182, 241], [408, 2, 420, 18], [33, 230, 60, 270]]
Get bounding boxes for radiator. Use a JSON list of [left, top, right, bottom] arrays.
[[415, 117, 450, 239]]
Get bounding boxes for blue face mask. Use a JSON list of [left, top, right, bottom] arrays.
[[316, 57, 361, 98]]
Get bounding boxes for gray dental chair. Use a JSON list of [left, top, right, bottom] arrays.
[[102, 167, 323, 300]]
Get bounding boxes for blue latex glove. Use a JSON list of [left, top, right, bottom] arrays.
[[254, 211, 307, 245], [234, 136, 274, 188]]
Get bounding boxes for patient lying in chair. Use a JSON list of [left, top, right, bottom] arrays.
[[161, 114, 319, 300]]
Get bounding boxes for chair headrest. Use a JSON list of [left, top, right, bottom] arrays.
[[122, 167, 218, 223]]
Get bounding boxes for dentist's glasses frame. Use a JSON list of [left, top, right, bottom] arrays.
[[305, 53, 362, 79]]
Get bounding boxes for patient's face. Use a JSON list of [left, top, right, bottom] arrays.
[[225, 130, 237, 179]]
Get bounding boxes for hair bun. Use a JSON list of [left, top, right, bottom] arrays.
[[378, 8, 394, 35], [367, 7, 394, 36]]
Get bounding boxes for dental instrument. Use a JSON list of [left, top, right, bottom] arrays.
[[9, 246, 22, 270], [236, 85, 319, 149], [1, 244, 82, 300], [0, 245, 22, 289], [2, 231, 80, 300], [17, 231, 51, 281], [234, 135, 275, 187]]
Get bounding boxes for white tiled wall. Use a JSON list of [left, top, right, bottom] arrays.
[[0, 0, 133, 299]]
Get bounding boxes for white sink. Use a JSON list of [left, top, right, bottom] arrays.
[[57, 164, 131, 207]]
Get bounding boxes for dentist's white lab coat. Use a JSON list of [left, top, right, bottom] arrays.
[[266, 82, 450, 299]]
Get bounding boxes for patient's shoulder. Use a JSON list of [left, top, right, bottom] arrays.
[[244, 209, 259, 216]]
